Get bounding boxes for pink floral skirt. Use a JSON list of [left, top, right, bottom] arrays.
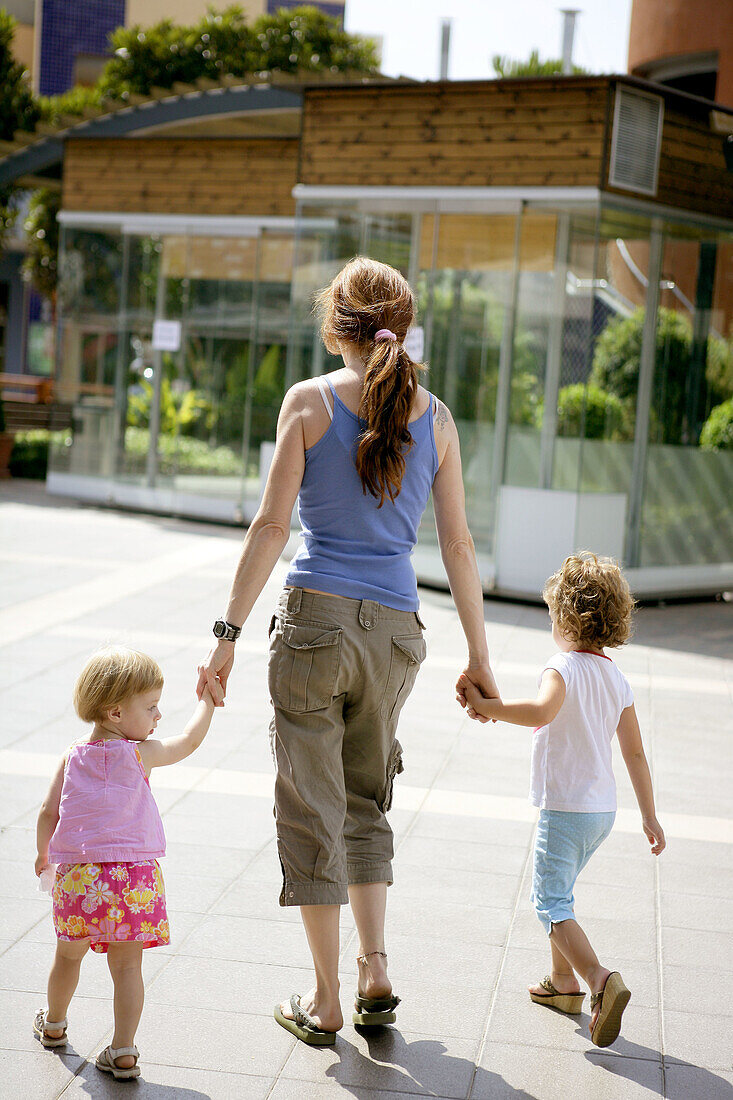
[[52, 860, 169, 953]]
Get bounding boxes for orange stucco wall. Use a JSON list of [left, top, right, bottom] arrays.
[[628, 0, 733, 106]]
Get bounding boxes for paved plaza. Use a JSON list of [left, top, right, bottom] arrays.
[[1, 481, 732, 1100]]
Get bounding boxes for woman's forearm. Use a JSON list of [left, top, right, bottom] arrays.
[[440, 534, 489, 663], [225, 517, 291, 628]]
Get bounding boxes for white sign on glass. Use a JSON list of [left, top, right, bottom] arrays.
[[152, 320, 182, 352], [403, 326, 424, 361]]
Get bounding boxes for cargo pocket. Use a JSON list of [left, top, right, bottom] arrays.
[[380, 633, 426, 721], [380, 738, 404, 813], [273, 621, 342, 713]]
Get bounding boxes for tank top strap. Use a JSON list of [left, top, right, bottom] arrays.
[[316, 377, 333, 421]]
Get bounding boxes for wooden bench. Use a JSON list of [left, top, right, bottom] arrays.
[[0, 373, 54, 404]]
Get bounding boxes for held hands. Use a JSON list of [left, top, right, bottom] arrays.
[[642, 816, 666, 855], [196, 640, 235, 707], [456, 664, 501, 724]]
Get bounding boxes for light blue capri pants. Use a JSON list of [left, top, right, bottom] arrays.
[[531, 809, 616, 934]]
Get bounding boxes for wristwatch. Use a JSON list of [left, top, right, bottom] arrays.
[[213, 618, 241, 642]]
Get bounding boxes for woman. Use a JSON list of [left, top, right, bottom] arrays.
[[198, 257, 498, 1044]]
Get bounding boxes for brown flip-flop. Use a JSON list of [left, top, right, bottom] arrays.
[[529, 975, 585, 1014], [590, 971, 631, 1047]]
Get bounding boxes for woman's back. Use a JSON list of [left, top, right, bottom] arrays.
[[285, 375, 439, 611]]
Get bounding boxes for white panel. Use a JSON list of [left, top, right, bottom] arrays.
[[495, 487, 578, 597]]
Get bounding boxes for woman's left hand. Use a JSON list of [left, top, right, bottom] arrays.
[[196, 641, 235, 706]]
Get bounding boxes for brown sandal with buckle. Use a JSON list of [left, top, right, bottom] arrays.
[[590, 971, 631, 1047], [529, 975, 585, 1014], [353, 951, 400, 1026]]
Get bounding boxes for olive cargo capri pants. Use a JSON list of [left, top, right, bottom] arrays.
[[268, 586, 426, 906]]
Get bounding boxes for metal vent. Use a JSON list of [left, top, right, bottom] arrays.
[[609, 88, 664, 197]]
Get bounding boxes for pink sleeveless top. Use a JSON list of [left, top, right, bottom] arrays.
[[49, 739, 166, 864]]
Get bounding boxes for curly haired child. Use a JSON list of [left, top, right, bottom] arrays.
[[33, 646, 216, 1079], [457, 552, 665, 1048]]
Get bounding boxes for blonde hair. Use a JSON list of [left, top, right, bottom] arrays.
[[315, 256, 423, 507], [73, 646, 164, 724], [543, 552, 635, 650]]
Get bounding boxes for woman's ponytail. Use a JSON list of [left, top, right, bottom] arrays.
[[356, 339, 418, 507], [315, 256, 423, 507]]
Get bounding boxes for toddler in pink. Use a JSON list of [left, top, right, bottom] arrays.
[[34, 646, 216, 1080]]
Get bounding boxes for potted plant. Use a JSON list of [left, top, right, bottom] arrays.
[[0, 394, 14, 478]]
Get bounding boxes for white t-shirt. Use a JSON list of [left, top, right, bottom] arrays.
[[529, 650, 634, 813]]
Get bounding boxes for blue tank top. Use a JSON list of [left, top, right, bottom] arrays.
[[285, 380, 440, 611]]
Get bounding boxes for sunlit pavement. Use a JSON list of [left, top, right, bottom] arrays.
[[1, 480, 732, 1100]]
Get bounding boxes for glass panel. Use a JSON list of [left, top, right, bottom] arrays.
[[503, 211, 564, 489], [421, 213, 521, 551], [639, 231, 733, 566]]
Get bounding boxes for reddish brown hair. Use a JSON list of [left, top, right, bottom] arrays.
[[315, 256, 422, 506]]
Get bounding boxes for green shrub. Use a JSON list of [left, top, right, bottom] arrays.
[[591, 307, 732, 445], [700, 397, 733, 451], [123, 427, 242, 476], [8, 429, 70, 478], [554, 383, 630, 440]]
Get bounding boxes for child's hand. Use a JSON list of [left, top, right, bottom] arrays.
[[200, 677, 222, 704], [456, 674, 499, 723], [35, 854, 48, 877], [642, 817, 665, 855]]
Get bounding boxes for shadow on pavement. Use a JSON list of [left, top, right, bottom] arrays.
[[327, 1027, 537, 1100], [574, 1021, 733, 1099], [65, 1055, 213, 1098]]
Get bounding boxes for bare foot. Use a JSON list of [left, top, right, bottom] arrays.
[[279, 987, 343, 1033], [113, 1053, 136, 1069], [357, 952, 392, 1000], [527, 971, 582, 997]]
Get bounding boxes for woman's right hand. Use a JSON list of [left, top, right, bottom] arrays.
[[196, 640, 235, 706], [456, 661, 500, 723]]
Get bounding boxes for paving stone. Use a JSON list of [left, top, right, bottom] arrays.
[[134, 1001, 294, 1077], [62, 1061, 274, 1100], [664, 1009, 733, 1070], [664, 1065, 733, 1099], [0, 1047, 84, 1100], [474, 1043, 662, 1099], [280, 1026, 478, 1098]]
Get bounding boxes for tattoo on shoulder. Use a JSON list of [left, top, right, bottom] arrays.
[[435, 400, 449, 431]]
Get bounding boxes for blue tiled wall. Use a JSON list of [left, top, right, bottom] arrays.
[[266, 0, 345, 24], [39, 0, 124, 96]]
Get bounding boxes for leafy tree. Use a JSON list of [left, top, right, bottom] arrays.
[[23, 188, 60, 298], [590, 307, 732, 445], [492, 49, 588, 79], [99, 5, 378, 99], [0, 11, 41, 248]]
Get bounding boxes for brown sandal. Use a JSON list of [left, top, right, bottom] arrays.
[[529, 976, 585, 1014], [590, 972, 631, 1047]]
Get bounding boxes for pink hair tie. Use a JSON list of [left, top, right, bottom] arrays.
[[374, 329, 397, 342]]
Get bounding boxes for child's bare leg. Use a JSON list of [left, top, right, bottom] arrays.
[[548, 918, 610, 1026], [46, 940, 90, 1033], [107, 942, 144, 1068], [528, 934, 581, 996]]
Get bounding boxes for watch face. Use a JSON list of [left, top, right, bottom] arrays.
[[213, 621, 225, 638]]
